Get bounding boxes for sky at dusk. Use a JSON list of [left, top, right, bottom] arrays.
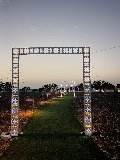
[[0, 0, 120, 88]]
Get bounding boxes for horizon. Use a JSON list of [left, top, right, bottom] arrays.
[[0, 79, 119, 90]]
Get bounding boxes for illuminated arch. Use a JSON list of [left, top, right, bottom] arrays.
[[11, 47, 92, 136]]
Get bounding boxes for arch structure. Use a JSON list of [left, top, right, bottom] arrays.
[[11, 47, 92, 136]]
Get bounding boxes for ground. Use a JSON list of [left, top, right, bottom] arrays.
[[0, 94, 107, 160]]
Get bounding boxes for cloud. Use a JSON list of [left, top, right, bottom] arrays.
[[0, 0, 10, 4], [28, 27, 37, 32], [0, 0, 3, 3], [16, 27, 37, 33], [72, 25, 79, 30]]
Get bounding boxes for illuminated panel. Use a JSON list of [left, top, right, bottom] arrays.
[[83, 47, 92, 136], [11, 48, 19, 136]]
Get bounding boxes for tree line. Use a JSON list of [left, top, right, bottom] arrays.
[[75, 80, 120, 92], [0, 81, 120, 92]]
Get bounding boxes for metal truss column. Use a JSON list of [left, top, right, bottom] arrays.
[[11, 48, 19, 136], [83, 48, 92, 135]]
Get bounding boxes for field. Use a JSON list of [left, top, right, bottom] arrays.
[[74, 92, 120, 159], [0, 94, 107, 160]]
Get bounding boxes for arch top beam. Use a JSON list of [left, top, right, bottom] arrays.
[[12, 47, 90, 55]]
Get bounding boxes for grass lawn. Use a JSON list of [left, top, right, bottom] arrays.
[[1, 94, 107, 160]]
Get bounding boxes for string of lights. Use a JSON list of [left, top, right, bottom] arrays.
[[91, 45, 120, 54], [90, 44, 120, 81]]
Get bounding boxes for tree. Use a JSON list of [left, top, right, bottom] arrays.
[[91, 80, 102, 92], [102, 81, 115, 92], [108, 83, 115, 91], [76, 83, 83, 91], [102, 81, 109, 91], [51, 83, 58, 91], [92, 80, 115, 92], [42, 83, 58, 99], [42, 83, 58, 92], [117, 84, 120, 88], [43, 84, 52, 92], [39, 87, 44, 92], [0, 82, 12, 92]]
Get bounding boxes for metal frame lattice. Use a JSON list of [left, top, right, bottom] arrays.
[[83, 48, 92, 135], [11, 47, 92, 136]]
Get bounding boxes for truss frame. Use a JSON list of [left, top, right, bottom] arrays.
[[11, 47, 92, 136]]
